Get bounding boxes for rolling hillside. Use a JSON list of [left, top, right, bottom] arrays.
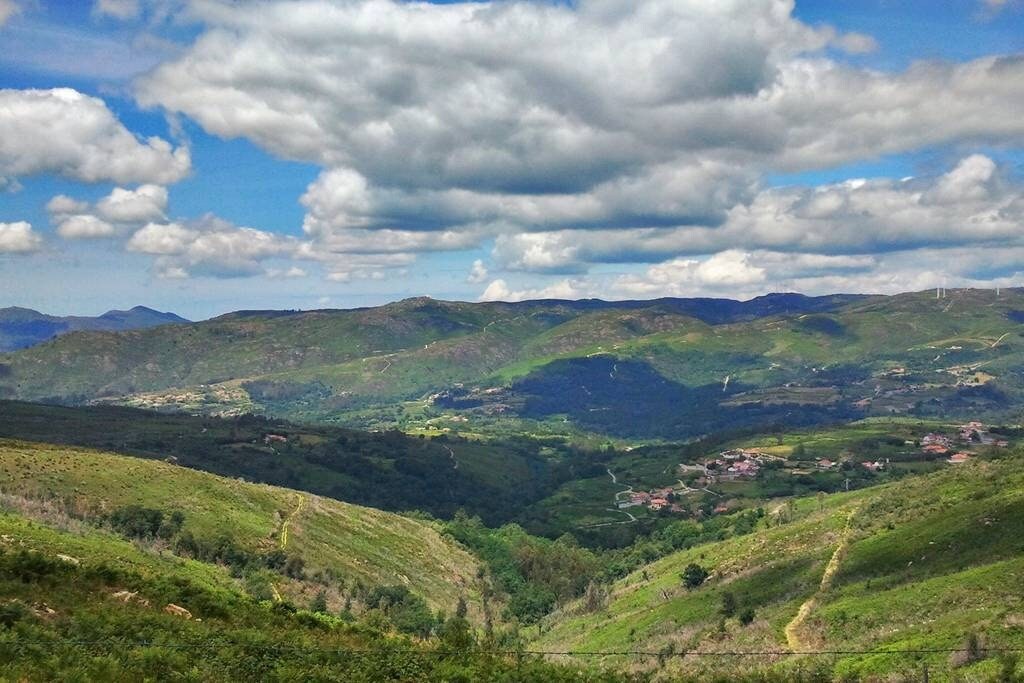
[[2, 289, 1023, 442], [0, 479, 607, 682], [532, 451, 1024, 681], [0, 438, 491, 622]]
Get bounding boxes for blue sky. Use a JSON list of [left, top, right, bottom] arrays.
[[1, 0, 1024, 318]]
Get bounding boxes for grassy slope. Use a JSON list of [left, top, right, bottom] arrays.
[[0, 511, 606, 682], [0, 439, 488, 621], [533, 453, 1024, 681]]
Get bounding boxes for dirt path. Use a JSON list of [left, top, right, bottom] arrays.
[[279, 493, 306, 550], [784, 505, 859, 651], [271, 494, 307, 602], [579, 508, 638, 528], [991, 332, 1011, 348], [445, 445, 459, 470]]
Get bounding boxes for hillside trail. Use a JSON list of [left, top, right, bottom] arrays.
[[783, 504, 860, 651], [279, 493, 307, 549], [271, 493, 307, 603]]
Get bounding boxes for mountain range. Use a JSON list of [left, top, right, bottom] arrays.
[[0, 289, 1019, 442], [0, 305, 189, 352]]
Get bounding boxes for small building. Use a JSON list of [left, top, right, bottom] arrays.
[[947, 452, 972, 464], [921, 433, 951, 447]]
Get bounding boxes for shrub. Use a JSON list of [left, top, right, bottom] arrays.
[[681, 563, 709, 590], [720, 591, 737, 618], [0, 600, 32, 628], [366, 585, 438, 638]]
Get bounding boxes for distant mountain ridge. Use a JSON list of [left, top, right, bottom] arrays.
[[0, 305, 189, 351], [2, 288, 1021, 441]]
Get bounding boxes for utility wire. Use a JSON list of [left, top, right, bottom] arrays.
[[5, 640, 1023, 658]]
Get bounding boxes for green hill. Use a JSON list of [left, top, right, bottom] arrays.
[[0, 493, 616, 682], [2, 289, 1023, 442], [532, 451, 1024, 681], [0, 438, 490, 623]]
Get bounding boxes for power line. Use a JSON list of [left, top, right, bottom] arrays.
[[5, 640, 1023, 658]]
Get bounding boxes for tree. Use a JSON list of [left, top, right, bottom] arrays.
[[681, 563, 709, 590], [720, 591, 737, 618], [455, 595, 468, 619], [309, 589, 328, 614], [438, 615, 475, 652], [739, 607, 756, 626], [284, 555, 305, 579]]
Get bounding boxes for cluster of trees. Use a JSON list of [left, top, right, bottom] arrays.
[[603, 509, 764, 580], [443, 512, 599, 624], [107, 505, 184, 541]]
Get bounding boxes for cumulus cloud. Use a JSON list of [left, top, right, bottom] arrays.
[[0, 88, 190, 186], [126, 214, 298, 278], [45, 195, 90, 216], [491, 155, 1024, 272], [56, 215, 117, 239], [95, 184, 168, 223], [134, 0, 1024, 267], [478, 278, 591, 303], [466, 259, 488, 284], [0, 221, 42, 253], [48, 184, 169, 239]]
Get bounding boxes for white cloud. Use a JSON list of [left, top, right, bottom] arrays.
[[126, 214, 298, 278], [95, 184, 168, 223], [45, 195, 90, 217], [491, 155, 1024, 272], [0, 221, 41, 253], [134, 0, 1024, 261], [48, 184, 169, 240], [466, 259, 488, 284], [478, 278, 591, 303], [126, 221, 196, 254], [56, 215, 117, 239], [0, 88, 190, 186], [0, 0, 20, 26]]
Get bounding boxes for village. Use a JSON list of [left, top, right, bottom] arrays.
[[613, 420, 1008, 516]]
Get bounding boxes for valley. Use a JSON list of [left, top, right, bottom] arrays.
[[2, 290, 1023, 681]]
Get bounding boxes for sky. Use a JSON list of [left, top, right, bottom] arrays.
[[1, 0, 1024, 318]]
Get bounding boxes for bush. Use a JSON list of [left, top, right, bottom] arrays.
[[720, 591, 737, 618], [0, 600, 32, 628], [366, 585, 438, 638], [108, 505, 183, 540], [681, 563, 709, 590], [739, 607, 756, 626]]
